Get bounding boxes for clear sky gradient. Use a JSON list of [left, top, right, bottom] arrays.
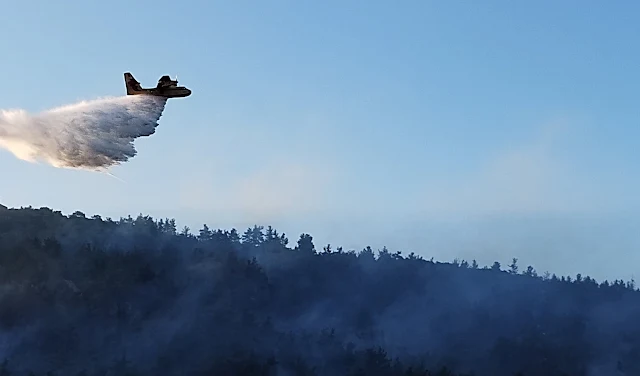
[[1, 1, 639, 281]]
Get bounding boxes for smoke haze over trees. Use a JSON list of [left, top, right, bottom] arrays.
[[0, 204, 638, 375]]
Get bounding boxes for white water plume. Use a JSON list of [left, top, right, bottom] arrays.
[[0, 95, 167, 170]]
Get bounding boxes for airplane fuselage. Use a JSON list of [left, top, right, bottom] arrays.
[[128, 87, 192, 98]]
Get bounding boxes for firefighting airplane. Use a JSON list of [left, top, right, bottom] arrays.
[[124, 72, 192, 98]]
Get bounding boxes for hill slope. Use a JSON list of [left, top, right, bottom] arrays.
[[0, 205, 637, 375]]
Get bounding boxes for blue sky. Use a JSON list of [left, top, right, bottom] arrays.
[[1, 1, 639, 281]]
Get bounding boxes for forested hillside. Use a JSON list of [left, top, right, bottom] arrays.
[[0, 205, 638, 375]]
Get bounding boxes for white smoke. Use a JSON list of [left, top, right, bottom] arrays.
[[0, 95, 167, 170]]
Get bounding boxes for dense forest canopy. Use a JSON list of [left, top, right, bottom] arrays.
[[0, 204, 638, 375]]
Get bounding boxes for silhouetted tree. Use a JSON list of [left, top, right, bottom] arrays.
[[295, 233, 315, 254], [524, 265, 537, 277], [242, 225, 264, 247], [509, 258, 518, 274], [199, 224, 213, 241]]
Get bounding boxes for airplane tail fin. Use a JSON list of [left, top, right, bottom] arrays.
[[124, 72, 142, 94]]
